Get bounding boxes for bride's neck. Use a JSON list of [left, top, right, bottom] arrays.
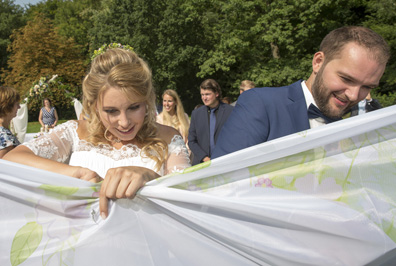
[[111, 138, 141, 150]]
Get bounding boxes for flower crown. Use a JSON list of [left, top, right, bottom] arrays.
[[91, 43, 134, 61]]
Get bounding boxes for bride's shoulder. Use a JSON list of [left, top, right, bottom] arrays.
[[75, 120, 89, 139], [156, 123, 181, 144]]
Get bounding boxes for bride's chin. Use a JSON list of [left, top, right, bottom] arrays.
[[117, 134, 135, 142]]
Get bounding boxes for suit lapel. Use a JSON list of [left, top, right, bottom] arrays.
[[286, 81, 310, 132]]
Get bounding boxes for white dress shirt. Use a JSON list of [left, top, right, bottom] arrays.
[[301, 81, 326, 129]]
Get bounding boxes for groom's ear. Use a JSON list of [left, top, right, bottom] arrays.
[[312, 51, 325, 73]]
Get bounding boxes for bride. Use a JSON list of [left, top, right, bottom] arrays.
[[4, 47, 191, 219]]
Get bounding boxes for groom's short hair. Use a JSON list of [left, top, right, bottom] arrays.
[[320, 26, 390, 65]]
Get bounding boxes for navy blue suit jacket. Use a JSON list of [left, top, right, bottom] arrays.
[[212, 80, 310, 158], [188, 102, 233, 165]]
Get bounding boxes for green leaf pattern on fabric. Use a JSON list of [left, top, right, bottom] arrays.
[[171, 125, 396, 242], [9, 183, 97, 265], [182, 160, 211, 173], [10, 222, 43, 266], [39, 184, 79, 196], [9, 122, 396, 266]]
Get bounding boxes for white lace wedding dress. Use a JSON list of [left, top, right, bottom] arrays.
[[23, 121, 191, 178]]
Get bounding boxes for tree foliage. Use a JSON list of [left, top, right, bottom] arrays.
[[2, 0, 396, 115], [0, 0, 25, 75], [26, 0, 97, 58], [86, 0, 396, 111], [53, 0, 96, 50], [363, 0, 396, 92], [2, 14, 87, 96]]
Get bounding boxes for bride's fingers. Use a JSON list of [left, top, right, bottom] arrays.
[[76, 168, 101, 183], [99, 179, 109, 219], [103, 175, 122, 199], [99, 167, 152, 218], [87, 174, 102, 183], [99, 192, 109, 220], [125, 178, 143, 198], [99, 169, 127, 218], [116, 174, 132, 198]]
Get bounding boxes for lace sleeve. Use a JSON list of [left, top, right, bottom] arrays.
[[23, 121, 77, 163], [164, 135, 191, 174]]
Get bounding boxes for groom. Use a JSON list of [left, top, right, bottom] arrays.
[[212, 26, 390, 159]]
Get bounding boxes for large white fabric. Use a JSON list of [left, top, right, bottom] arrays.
[[10, 102, 28, 143], [1, 106, 396, 265]]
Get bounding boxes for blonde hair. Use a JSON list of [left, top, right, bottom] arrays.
[[240, 80, 255, 90], [160, 89, 189, 140], [82, 48, 167, 170]]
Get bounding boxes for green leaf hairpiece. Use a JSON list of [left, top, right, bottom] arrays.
[[91, 43, 134, 61]]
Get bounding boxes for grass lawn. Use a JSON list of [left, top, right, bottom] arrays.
[[27, 120, 67, 133]]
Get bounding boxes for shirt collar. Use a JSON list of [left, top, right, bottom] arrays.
[[302, 80, 326, 127], [301, 80, 318, 110], [207, 103, 220, 111]]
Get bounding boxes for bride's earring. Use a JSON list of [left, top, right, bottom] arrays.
[[104, 128, 120, 143]]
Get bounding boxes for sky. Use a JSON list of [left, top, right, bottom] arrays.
[[14, 0, 43, 7]]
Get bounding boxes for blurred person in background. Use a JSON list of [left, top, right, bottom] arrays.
[[231, 80, 256, 106], [0, 86, 21, 158], [349, 92, 382, 116], [38, 97, 58, 129], [156, 89, 190, 145], [188, 79, 233, 165]]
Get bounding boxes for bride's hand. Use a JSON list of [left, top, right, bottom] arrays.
[[99, 166, 160, 219], [72, 166, 103, 183]]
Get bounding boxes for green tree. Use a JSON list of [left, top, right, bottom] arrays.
[[87, 0, 396, 109], [25, 0, 63, 21], [26, 0, 97, 59], [2, 14, 87, 95], [54, 0, 97, 53], [0, 0, 25, 76], [364, 0, 396, 94], [198, 0, 371, 98], [150, 0, 213, 110]]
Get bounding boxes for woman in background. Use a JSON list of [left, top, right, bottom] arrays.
[[38, 97, 58, 128], [156, 89, 190, 144], [0, 87, 20, 158]]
